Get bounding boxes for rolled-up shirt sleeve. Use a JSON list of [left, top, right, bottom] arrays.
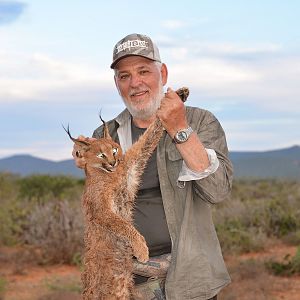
[[178, 148, 219, 182]]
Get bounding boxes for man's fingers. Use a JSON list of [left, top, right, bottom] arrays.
[[77, 135, 86, 140], [77, 135, 97, 142]]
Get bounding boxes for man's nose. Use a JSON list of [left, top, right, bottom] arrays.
[[129, 74, 142, 87]]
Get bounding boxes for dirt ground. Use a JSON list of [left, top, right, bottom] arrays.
[[0, 243, 299, 300]]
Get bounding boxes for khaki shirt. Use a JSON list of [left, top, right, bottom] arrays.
[[93, 106, 233, 300]]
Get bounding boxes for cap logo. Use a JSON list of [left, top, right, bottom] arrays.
[[116, 39, 148, 54]]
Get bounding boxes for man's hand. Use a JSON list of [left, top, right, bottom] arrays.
[[156, 87, 189, 138], [72, 135, 96, 169], [157, 87, 210, 172]]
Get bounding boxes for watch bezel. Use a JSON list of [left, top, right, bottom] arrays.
[[173, 127, 193, 144]]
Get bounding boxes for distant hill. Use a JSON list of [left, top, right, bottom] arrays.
[[0, 145, 299, 179], [0, 154, 84, 177], [229, 145, 300, 179]]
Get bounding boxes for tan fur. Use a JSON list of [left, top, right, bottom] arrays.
[[70, 118, 163, 300], [65, 87, 189, 300]]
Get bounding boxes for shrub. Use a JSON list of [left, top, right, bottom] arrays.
[[0, 172, 20, 200], [282, 230, 300, 246], [18, 175, 84, 204], [0, 173, 84, 247], [214, 179, 300, 254], [266, 199, 298, 237], [265, 246, 300, 276], [216, 220, 266, 254], [23, 200, 84, 264], [0, 276, 6, 296], [0, 197, 29, 245]]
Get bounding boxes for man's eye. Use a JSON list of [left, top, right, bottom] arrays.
[[140, 70, 149, 75], [119, 74, 129, 80], [97, 153, 106, 158]]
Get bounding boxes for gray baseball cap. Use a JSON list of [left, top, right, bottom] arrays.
[[110, 33, 161, 69]]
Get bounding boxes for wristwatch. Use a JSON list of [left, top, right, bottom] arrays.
[[173, 126, 193, 144]]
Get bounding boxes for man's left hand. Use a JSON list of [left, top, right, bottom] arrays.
[[157, 87, 189, 138]]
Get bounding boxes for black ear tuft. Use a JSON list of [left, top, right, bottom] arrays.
[[62, 123, 91, 149], [98, 111, 111, 139]]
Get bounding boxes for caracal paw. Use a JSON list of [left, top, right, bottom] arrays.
[[133, 237, 149, 263]]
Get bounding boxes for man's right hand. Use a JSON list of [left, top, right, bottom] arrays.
[[71, 135, 96, 169]]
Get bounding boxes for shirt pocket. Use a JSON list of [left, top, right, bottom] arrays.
[[166, 143, 182, 161], [166, 144, 185, 188]]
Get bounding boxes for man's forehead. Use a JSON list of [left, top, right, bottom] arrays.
[[114, 56, 156, 71]]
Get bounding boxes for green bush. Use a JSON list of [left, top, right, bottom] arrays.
[[265, 246, 300, 276], [0, 198, 28, 245], [0, 276, 6, 294], [214, 179, 300, 254], [18, 175, 84, 204], [216, 219, 266, 254], [1, 173, 300, 262], [0, 173, 84, 247], [0, 172, 20, 200]]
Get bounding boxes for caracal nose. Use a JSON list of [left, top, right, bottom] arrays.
[[110, 160, 117, 167]]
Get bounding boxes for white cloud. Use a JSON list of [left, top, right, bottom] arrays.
[[168, 58, 261, 92], [0, 52, 113, 102], [1, 42, 300, 114], [192, 41, 282, 56], [0, 142, 73, 161], [161, 39, 300, 113], [157, 36, 281, 56]]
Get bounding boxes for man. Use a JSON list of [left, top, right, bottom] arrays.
[[73, 33, 233, 300]]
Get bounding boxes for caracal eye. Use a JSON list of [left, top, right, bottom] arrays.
[[97, 153, 106, 159], [112, 148, 118, 154]]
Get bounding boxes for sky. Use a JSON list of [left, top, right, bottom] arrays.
[[0, 0, 299, 161]]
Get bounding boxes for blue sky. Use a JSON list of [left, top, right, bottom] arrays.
[[0, 0, 299, 161]]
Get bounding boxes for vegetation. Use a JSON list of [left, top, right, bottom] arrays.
[[44, 275, 82, 293], [213, 179, 300, 254], [0, 276, 7, 296], [0, 172, 299, 267], [265, 246, 300, 276], [0, 173, 84, 263]]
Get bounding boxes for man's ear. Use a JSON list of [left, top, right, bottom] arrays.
[[161, 63, 168, 86], [114, 74, 121, 95]]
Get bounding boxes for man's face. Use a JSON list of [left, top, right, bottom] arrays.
[[114, 56, 168, 120]]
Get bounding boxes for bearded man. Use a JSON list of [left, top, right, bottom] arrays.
[[73, 33, 233, 300]]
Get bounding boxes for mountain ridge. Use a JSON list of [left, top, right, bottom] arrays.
[[0, 145, 299, 179]]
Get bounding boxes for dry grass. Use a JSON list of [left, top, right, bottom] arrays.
[[221, 259, 275, 300]]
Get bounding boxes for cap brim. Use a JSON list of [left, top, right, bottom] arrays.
[[110, 54, 158, 69]]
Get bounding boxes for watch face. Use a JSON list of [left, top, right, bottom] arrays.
[[174, 127, 193, 144], [177, 131, 188, 142]]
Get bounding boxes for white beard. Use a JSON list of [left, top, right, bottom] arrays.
[[121, 82, 165, 121]]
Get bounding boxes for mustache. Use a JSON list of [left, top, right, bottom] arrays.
[[129, 87, 148, 96]]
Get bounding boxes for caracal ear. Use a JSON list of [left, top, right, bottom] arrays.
[[99, 113, 112, 139], [62, 124, 91, 152]]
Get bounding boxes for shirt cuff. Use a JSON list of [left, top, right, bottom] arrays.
[[178, 148, 219, 182]]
